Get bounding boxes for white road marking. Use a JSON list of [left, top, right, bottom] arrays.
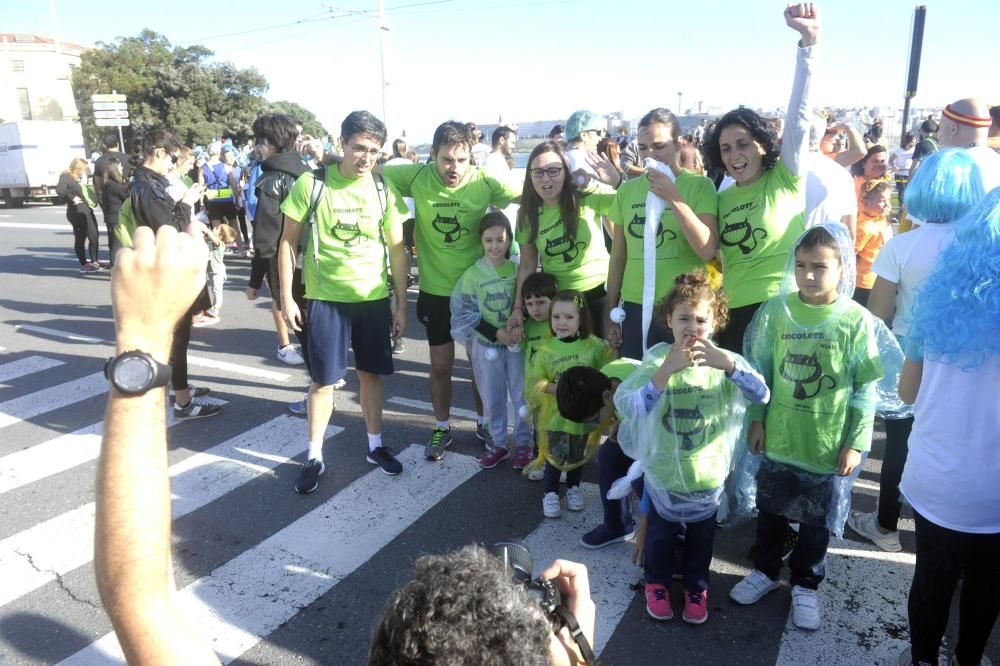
[[0, 416, 341, 607], [0, 372, 107, 429], [387, 396, 479, 422], [0, 355, 64, 383], [57, 445, 480, 665], [187, 355, 291, 382], [14, 324, 106, 344]]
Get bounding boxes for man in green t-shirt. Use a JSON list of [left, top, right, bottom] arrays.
[[278, 111, 410, 494], [382, 121, 520, 461]]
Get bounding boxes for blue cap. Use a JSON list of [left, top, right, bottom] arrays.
[[564, 110, 603, 141]]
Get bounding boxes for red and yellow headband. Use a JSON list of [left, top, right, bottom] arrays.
[[942, 104, 992, 128]]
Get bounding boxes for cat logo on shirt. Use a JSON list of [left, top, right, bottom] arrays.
[[626, 213, 675, 248], [719, 217, 768, 255], [483, 291, 513, 323], [662, 405, 714, 451], [779, 350, 837, 400], [331, 219, 363, 247], [544, 235, 587, 264], [431, 213, 469, 243]]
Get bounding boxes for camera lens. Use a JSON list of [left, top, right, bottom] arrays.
[[492, 539, 533, 583]]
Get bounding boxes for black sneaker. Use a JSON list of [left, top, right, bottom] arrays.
[[425, 427, 453, 461], [367, 446, 403, 476], [173, 397, 222, 420], [168, 385, 211, 399], [295, 459, 325, 494]]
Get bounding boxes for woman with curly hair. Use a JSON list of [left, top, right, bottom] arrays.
[[850, 143, 888, 202], [701, 3, 821, 351], [896, 187, 1000, 666]]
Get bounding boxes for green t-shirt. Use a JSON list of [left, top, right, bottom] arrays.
[[382, 162, 517, 296], [280, 167, 402, 303], [523, 317, 552, 378], [608, 171, 718, 303], [515, 189, 615, 292], [717, 160, 806, 308], [748, 294, 883, 474], [601, 357, 640, 384], [455, 259, 517, 332], [530, 335, 613, 434]]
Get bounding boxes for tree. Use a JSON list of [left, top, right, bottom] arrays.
[[267, 100, 328, 138]]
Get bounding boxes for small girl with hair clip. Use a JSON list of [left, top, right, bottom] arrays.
[[528, 290, 613, 518], [614, 270, 769, 625], [853, 177, 894, 306]]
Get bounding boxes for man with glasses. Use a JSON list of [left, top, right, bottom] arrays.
[[382, 121, 520, 462], [277, 111, 410, 493]]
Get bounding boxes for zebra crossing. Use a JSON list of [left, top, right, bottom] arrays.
[[0, 342, 949, 666]]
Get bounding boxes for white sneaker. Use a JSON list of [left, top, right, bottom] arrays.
[[333, 377, 347, 389], [566, 486, 584, 511], [526, 467, 544, 481], [791, 585, 821, 630], [543, 492, 561, 518], [277, 344, 305, 366], [848, 510, 902, 552], [729, 569, 780, 605]]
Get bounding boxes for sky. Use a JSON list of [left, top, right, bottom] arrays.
[[5, 0, 998, 143]]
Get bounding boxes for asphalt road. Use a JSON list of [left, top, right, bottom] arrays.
[[0, 203, 996, 665]]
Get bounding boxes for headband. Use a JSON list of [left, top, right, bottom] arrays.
[[943, 104, 992, 129], [861, 176, 893, 198]]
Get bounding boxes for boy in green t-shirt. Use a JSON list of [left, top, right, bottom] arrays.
[[729, 224, 883, 632], [518, 272, 556, 476], [382, 121, 521, 461]]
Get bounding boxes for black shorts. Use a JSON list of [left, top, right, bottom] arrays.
[[206, 199, 238, 223], [306, 298, 393, 385], [417, 291, 453, 347], [266, 261, 306, 312]]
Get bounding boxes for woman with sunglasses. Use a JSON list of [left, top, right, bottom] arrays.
[[510, 141, 619, 337]]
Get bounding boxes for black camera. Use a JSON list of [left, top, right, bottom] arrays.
[[492, 539, 563, 627]]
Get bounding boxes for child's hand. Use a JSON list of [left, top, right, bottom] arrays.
[[690, 336, 735, 373], [606, 324, 623, 349], [837, 448, 861, 477], [748, 421, 766, 454], [662, 336, 696, 375], [496, 328, 511, 346], [631, 514, 648, 567], [245, 287, 258, 301]]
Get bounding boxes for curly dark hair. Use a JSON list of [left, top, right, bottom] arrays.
[[656, 270, 729, 335], [557, 366, 611, 422], [701, 108, 779, 178], [850, 144, 888, 178], [367, 545, 551, 666]]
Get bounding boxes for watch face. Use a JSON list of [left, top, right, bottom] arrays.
[[116, 356, 154, 391]]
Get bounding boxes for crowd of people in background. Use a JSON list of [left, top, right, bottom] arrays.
[[59, 3, 1000, 663]]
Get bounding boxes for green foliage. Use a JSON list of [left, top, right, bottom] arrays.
[[266, 100, 328, 138], [72, 30, 322, 151]]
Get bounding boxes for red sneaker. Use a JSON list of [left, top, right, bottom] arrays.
[[645, 583, 673, 621], [682, 589, 708, 624], [478, 448, 510, 469]]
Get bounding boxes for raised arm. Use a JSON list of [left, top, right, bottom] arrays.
[[779, 3, 821, 178]]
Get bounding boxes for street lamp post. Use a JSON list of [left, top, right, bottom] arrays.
[[677, 92, 683, 115]]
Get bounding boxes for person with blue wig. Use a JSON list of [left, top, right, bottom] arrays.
[[896, 188, 1000, 666], [847, 149, 985, 553]]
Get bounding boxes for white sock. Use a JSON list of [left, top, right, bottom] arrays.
[[367, 433, 382, 452], [307, 441, 324, 463], [436, 420, 450, 431]]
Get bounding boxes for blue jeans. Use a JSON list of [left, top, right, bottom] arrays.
[[646, 509, 715, 592], [754, 510, 829, 589], [597, 438, 640, 534]]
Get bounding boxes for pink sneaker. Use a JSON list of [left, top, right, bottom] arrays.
[[511, 446, 532, 470], [645, 583, 673, 621], [478, 448, 510, 469], [682, 589, 708, 624]]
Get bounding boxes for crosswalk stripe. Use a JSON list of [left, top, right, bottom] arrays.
[[14, 324, 107, 343], [0, 355, 65, 383], [187, 355, 292, 382], [0, 397, 229, 495], [0, 372, 107, 429], [57, 445, 481, 665], [521, 482, 639, 655], [387, 396, 479, 422], [0, 415, 341, 607]]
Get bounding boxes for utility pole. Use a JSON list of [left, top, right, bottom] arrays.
[[378, 0, 389, 129], [677, 92, 683, 115], [901, 6, 927, 138]]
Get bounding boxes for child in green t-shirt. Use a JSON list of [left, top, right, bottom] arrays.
[[518, 271, 556, 479], [528, 290, 613, 519], [450, 212, 531, 471], [730, 224, 883, 632]]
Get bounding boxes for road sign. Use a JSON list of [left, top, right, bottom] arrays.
[[92, 101, 128, 111], [91, 93, 127, 103], [94, 118, 131, 127], [94, 110, 129, 119]]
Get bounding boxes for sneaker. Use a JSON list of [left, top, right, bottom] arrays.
[[729, 569, 780, 605], [192, 312, 220, 327], [848, 511, 903, 552], [425, 427, 453, 461], [527, 467, 544, 481], [782, 524, 800, 560], [168, 385, 211, 399], [173, 397, 223, 420], [566, 485, 584, 511], [288, 397, 308, 416], [294, 458, 324, 494], [332, 378, 347, 390], [479, 447, 510, 469], [475, 422, 493, 448], [791, 585, 821, 630], [392, 338, 406, 354], [511, 446, 532, 470], [367, 446, 403, 476], [580, 523, 635, 549], [645, 583, 673, 620], [682, 589, 708, 624], [277, 344, 305, 366], [543, 491, 562, 518], [897, 647, 946, 666]]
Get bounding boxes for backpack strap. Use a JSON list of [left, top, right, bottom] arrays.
[[300, 167, 327, 284]]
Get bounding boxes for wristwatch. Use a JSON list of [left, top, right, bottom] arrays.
[[104, 351, 172, 395]]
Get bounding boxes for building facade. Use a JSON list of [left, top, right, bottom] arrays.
[[0, 34, 87, 124]]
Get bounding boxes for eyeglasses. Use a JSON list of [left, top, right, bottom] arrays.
[[530, 166, 563, 179], [350, 145, 381, 157]]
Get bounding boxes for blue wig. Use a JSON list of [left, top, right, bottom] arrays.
[[909, 188, 1000, 368], [904, 148, 984, 223]]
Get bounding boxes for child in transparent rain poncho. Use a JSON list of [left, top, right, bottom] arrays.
[[613, 270, 770, 625], [729, 221, 883, 633], [450, 211, 533, 470]]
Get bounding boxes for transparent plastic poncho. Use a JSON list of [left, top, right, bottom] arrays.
[[731, 221, 893, 537], [611, 343, 758, 523], [449, 257, 517, 349]]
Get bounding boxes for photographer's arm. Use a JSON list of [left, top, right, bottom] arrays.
[[541, 560, 597, 666], [95, 225, 220, 666]]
